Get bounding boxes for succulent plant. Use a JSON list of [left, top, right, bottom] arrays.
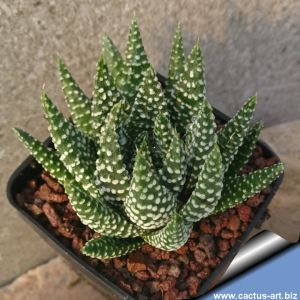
[[14, 18, 284, 259]]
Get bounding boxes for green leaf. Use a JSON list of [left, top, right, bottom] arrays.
[[125, 67, 168, 139], [215, 162, 284, 214], [41, 94, 99, 197], [13, 128, 73, 185], [143, 213, 193, 251], [91, 57, 123, 139], [173, 42, 205, 134], [218, 96, 257, 172], [102, 35, 125, 89], [125, 138, 176, 230], [95, 103, 130, 201], [158, 136, 186, 194], [122, 17, 150, 103], [180, 144, 224, 222], [153, 112, 175, 154], [82, 236, 144, 259], [58, 58, 93, 136], [64, 182, 144, 238], [165, 25, 185, 115], [154, 114, 186, 194], [226, 122, 263, 176], [185, 100, 217, 190]]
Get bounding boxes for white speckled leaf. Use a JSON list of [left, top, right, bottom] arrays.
[[218, 96, 257, 172], [58, 58, 93, 136], [125, 67, 168, 139], [226, 122, 263, 176], [41, 94, 99, 197], [125, 139, 176, 230], [91, 57, 123, 139], [154, 114, 186, 194], [153, 113, 175, 154], [185, 100, 216, 190], [173, 42, 205, 134], [181, 144, 224, 222], [215, 163, 284, 213], [64, 182, 144, 238], [143, 213, 193, 251], [102, 35, 126, 89], [13, 128, 73, 185], [165, 25, 185, 117], [122, 17, 150, 103], [95, 103, 130, 201], [83, 236, 144, 259]]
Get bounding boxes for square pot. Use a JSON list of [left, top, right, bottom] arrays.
[[7, 76, 284, 299]]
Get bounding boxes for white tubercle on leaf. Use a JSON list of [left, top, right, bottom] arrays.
[[58, 58, 93, 136], [180, 144, 224, 222], [95, 103, 130, 201], [125, 138, 176, 230]]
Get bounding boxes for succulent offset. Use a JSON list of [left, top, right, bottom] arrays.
[[14, 18, 284, 259]]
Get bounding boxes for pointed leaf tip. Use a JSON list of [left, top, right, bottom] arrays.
[[102, 35, 125, 89], [125, 64, 167, 137], [58, 59, 92, 136], [125, 137, 176, 230], [95, 108, 131, 201], [248, 94, 257, 105], [122, 16, 150, 102], [12, 127, 20, 135], [218, 95, 258, 172], [41, 93, 52, 114], [57, 56, 63, 66], [12, 127, 74, 185], [171, 41, 205, 134]]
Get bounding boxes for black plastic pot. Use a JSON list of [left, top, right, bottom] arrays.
[[7, 76, 284, 299]]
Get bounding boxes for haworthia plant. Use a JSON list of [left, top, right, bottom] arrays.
[[14, 18, 284, 259]]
